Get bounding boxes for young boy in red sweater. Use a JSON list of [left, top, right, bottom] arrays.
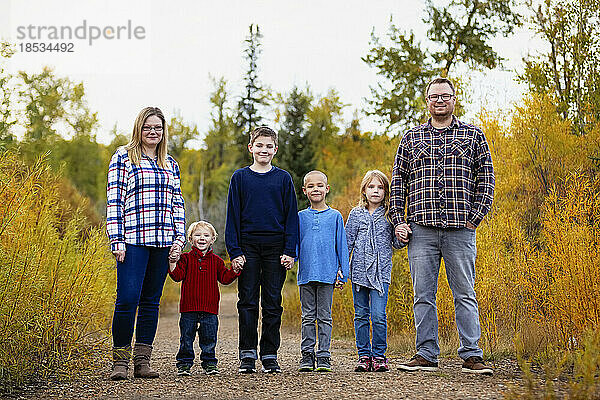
[[168, 221, 240, 376]]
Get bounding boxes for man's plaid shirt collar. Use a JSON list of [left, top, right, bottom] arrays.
[[389, 116, 495, 229]]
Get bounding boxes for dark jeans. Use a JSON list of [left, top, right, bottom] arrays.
[[176, 312, 219, 369], [112, 244, 169, 348], [237, 240, 286, 360]]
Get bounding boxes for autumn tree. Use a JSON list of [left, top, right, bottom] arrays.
[[364, 0, 521, 133], [520, 0, 600, 135], [0, 42, 16, 147], [200, 77, 239, 255], [167, 112, 198, 160]]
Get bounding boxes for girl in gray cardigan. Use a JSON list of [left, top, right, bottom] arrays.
[[346, 170, 403, 373]]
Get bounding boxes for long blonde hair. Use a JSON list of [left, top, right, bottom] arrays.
[[126, 107, 168, 168], [358, 169, 391, 215]]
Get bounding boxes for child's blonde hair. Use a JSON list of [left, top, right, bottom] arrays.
[[187, 220, 218, 242], [358, 169, 391, 214]]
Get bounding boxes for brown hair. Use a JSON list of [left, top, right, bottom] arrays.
[[358, 169, 391, 215], [425, 77, 456, 97], [126, 107, 168, 168], [249, 126, 278, 146]]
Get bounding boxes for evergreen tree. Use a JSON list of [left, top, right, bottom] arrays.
[[236, 24, 268, 163], [276, 86, 314, 209]]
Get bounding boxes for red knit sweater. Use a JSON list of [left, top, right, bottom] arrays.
[[168, 247, 239, 314]]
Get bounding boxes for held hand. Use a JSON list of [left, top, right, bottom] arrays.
[[168, 251, 180, 263], [395, 223, 412, 243], [168, 261, 177, 272], [169, 244, 182, 260], [232, 255, 246, 272], [280, 255, 294, 270], [466, 221, 477, 231], [334, 270, 345, 290], [112, 250, 126, 263]]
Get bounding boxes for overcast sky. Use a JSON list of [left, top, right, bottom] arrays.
[[1, 0, 542, 145]]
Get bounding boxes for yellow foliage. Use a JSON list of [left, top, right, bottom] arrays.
[[0, 152, 115, 390], [283, 95, 600, 377]]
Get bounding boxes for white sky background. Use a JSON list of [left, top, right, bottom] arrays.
[[1, 0, 542, 146]]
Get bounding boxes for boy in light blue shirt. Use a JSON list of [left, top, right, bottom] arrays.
[[297, 170, 349, 372]]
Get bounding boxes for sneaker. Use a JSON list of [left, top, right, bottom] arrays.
[[461, 356, 493, 375], [372, 356, 389, 372], [354, 356, 372, 372], [261, 358, 281, 373], [204, 364, 219, 375], [397, 354, 439, 372], [298, 352, 315, 372], [176, 365, 192, 376], [315, 357, 332, 372], [238, 358, 256, 374]]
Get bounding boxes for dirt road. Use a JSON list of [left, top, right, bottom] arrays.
[[23, 292, 518, 399]]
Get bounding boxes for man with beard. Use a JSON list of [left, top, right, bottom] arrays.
[[390, 77, 495, 375]]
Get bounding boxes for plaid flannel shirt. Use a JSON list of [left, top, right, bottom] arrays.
[[106, 147, 186, 252], [390, 117, 495, 229]]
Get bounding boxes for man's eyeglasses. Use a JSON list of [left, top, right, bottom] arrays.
[[142, 125, 163, 133], [427, 93, 454, 102]]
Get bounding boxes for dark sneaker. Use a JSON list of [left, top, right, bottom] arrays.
[[397, 354, 439, 372], [261, 358, 281, 373], [462, 356, 493, 375], [238, 358, 256, 374], [354, 356, 372, 372], [298, 352, 315, 372], [315, 357, 332, 372], [204, 364, 219, 375], [372, 356, 389, 372], [176, 365, 192, 376]]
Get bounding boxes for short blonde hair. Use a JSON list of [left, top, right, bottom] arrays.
[[303, 170, 328, 186], [187, 220, 218, 242], [358, 169, 391, 214]]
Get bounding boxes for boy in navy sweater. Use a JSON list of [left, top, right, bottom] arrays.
[[225, 126, 299, 374]]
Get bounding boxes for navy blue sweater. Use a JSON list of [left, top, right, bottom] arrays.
[[225, 166, 299, 259]]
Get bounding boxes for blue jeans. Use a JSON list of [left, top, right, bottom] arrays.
[[112, 244, 169, 348], [176, 312, 218, 369], [408, 223, 483, 362], [237, 240, 286, 361], [352, 283, 389, 358]]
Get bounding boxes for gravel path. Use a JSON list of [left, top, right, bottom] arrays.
[[20, 292, 519, 399]]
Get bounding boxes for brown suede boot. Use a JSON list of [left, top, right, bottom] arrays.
[[110, 346, 131, 381], [133, 343, 159, 378]]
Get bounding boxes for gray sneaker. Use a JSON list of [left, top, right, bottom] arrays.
[[298, 352, 315, 372], [315, 357, 332, 372]]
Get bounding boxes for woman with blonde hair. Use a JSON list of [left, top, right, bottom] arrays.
[[106, 107, 186, 380]]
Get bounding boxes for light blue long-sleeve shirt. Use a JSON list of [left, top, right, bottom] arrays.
[[297, 207, 350, 285]]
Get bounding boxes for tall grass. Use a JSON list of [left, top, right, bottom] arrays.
[[0, 152, 115, 391]]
